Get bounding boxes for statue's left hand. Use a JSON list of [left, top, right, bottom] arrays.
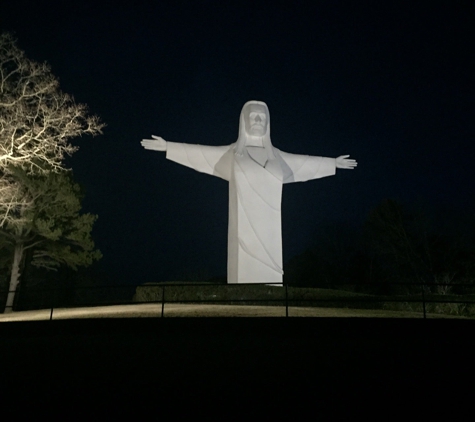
[[336, 155, 357, 169]]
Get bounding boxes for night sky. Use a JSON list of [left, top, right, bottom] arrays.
[[1, 1, 474, 284]]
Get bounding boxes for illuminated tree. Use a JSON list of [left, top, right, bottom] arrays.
[[1, 168, 102, 313], [0, 32, 103, 175], [0, 32, 104, 312]]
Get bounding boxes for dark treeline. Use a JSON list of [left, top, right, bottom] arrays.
[[2, 198, 475, 311], [284, 199, 475, 295]]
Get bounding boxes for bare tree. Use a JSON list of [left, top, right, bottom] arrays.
[[0, 32, 104, 174]]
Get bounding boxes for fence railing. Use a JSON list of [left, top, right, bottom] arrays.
[[2, 281, 475, 320]]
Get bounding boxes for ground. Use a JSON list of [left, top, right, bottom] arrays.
[[0, 302, 468, 321], [1, 305, 474, 410]]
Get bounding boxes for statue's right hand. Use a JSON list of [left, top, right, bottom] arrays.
[[141, 135, 167, 151]]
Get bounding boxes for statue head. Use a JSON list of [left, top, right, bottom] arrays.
[[244, 103, 268, 138], [235, 100, 275, 159]]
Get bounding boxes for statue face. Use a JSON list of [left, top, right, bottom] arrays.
[[245, 104, 268, 137]]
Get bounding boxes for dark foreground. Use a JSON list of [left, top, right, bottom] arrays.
[[2, 318, 474, 411]]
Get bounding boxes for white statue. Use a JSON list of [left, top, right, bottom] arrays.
[[142, 100, 357, 285]]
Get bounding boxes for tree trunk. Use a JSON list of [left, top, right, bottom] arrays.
[[15, 247, 32, 311], [4, 242, 24, 313]]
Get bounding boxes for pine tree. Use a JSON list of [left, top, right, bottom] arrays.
[[1, 168, 101, 312]]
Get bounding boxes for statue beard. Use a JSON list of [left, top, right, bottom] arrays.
[[245, 134, 265, 148]]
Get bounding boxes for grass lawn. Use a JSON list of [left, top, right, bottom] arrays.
[[2, 282, 473, 320], [0, 302, 470, 321]]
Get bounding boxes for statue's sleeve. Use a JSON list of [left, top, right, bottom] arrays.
[[277, 150, 336, 184], [166, 142, 234, 181]]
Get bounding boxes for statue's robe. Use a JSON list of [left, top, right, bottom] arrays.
[[166, 141, 336, 284]]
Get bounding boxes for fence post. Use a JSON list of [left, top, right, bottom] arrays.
[[285, 283, 289, 318], [161, 285, 165, 318], [421, 283, 426, 319]]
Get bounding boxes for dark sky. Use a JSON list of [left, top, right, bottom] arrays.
[[1, 1, 474, 284]]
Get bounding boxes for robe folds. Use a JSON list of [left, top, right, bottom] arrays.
[[166, 141, 336, 284]]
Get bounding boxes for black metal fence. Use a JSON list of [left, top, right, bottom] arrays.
[[2, 280, 475, 319]]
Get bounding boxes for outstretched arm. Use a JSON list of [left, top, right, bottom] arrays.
[[277, 150, 336, 183], [140, 135, 233, 181], [141, 135, 167, 151], [277, 150, 357, 183], [336, 155, 357, 169]]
